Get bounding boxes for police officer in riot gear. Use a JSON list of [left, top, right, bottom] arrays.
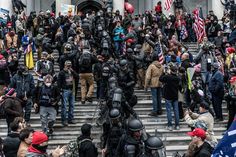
[[139, 136, 166, 157], [106, 77, 137, 119], [101, 108, 124, 157], [123, 48, 137, 75], [99, 58, 115, 99], [116, 59, 137, 107], [95, 10, 106, 29], [116, 118, 144, 157]]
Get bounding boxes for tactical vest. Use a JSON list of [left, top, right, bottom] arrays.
[[108, 125, 123, 148], [39, 86, 52, 106]]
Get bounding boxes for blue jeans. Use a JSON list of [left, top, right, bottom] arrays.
[[165, 99, 179, 127], [114, 41, 123, 56], [61, 89, 74, 122], [151, 87, 162, 112]]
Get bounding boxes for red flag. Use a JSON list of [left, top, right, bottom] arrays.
[[164, 0, 173, 11], [193, 8, 206, 43]]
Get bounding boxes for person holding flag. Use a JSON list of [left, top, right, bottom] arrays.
[[211, 116, 236, 157], [193, 7, 206, 43]]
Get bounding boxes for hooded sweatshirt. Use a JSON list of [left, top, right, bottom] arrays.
[[145, 61, 164, 88]]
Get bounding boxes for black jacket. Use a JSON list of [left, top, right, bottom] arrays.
[[34, 85, 60, 107], [159, 73, 180, 100], [77, 135, 98, 157], [9, 73, 35, 99], [3, 132, 20, 157], [193, 142, 213, 157], [57, 69, 78, 90], [116, 134, 141, 157]]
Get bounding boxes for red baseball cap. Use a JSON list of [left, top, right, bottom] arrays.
[[187, 128, 206, 139], [32, 131, 48, 145]]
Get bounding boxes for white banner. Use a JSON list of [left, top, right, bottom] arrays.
[[61, 4, 75, 16]]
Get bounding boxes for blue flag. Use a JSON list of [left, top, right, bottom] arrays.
[[211, 117, 236, 157]]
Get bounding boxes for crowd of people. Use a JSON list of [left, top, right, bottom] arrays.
[[0, 0, 236, 157]]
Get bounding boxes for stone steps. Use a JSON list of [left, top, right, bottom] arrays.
[[3, 42, 226, 157]]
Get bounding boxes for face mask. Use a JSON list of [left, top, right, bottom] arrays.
[[45, 83, 52, 87], [33, 144, 48, 153]]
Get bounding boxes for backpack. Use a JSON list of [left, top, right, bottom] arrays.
[[79, 51, 91, 69], [65, 138, 92, 157], [0, 58, 7, 70]]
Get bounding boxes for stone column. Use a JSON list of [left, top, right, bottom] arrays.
[[0, 1, 13, 15], [34, 0, 41, 14], [56, 0, 71, 17], [25, 0, 35, 15], [211, 0, 224, 19], [145, 0, 153, 11], [113, 0, 124, 16]]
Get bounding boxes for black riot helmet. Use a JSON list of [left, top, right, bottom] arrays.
[[119, 59, 128, 72], [108, 77, 118, 89], [134, 44, 142, 54], [112, 88, 123, 108], [128, 118, 144, 132], [145, 136, 166, 157], [109, 108, 121, 119], [126, 48, 133, 54]]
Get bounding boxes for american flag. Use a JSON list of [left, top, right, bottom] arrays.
[[211, 116, 236, 157], [193, 8, 206, 43], [156, 41, 164, 64], [164, 0, 173, 11], [180, 25, 188, 41]]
